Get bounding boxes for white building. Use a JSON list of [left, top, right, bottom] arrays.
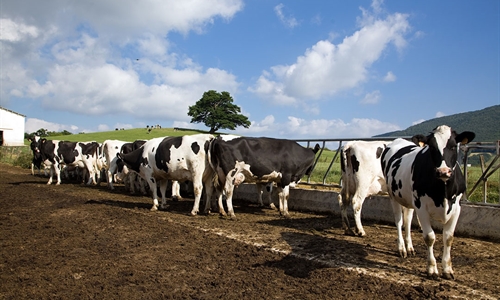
[[0, 106, 26, 146]]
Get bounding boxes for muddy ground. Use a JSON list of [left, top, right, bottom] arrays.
[[1, 163, 499, 299]]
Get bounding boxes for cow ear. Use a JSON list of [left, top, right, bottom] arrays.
[[456, 131, 475, 144], [411, 134, 427, 147], [376, 146, 385, 159]]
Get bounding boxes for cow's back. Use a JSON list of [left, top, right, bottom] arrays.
[[342, 141, 387, 196]]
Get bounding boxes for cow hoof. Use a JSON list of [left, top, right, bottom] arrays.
[[442, 273, 455, 280], [150, 206, 158, 212], [172, 196, 179, 202], [190, 211, 198, 216], [357, 231, 366, 237], [427, 273, 439, 280], [344, 229, 356, 236]]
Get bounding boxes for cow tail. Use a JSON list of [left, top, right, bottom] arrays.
[[339, 144, 350, 200], [207, 138, 220, 189]]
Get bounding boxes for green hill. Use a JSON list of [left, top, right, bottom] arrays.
[[44, 128, 213, 144], [375, 105, 500, 142]]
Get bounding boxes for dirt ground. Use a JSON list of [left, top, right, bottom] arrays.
[[1, 163, 499, 300]]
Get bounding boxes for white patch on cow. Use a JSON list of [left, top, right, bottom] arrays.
[[338, 140, 388, 237]]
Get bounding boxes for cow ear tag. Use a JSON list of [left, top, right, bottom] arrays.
[[461, 138, 469, 144]]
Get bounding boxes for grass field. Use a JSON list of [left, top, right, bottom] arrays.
[[2, 128, 498, 204]]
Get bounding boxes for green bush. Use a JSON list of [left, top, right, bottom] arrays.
[[13, 152, 33, 169]]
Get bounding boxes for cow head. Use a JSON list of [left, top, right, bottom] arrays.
[[28, 136, 41, 159], [413, 125, 475, 182]]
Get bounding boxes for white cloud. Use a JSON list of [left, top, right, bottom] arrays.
[[236, 115, 400, 139], [383, 71, 396, 82], [0, 18, 39, 42], [274, 4, 299, 29], [25, 117, 78, 133], [435, 111, 446, 118], [1, 1, 241, 124], [251, 2, 410, 104], [97, 124, 110, 132], [361, 90, 381, 104], [412, 119, 425, 125]]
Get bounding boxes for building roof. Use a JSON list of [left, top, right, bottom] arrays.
[[0, 106, 26, 117]]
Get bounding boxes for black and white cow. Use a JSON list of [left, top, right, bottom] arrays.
[[101, 139, 128, 189], [35, 139, 94, 185], [118, 140, 148, 194], [380, 125, 475, 279], [79, 141, 102, 185], [337, 140, 388, 236], [117, 134, 215, 214], [208, 137, 320, 219], [28, 135, 47, 176]]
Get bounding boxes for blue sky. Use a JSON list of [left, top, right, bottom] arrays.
[[1, 0, 498, 138]]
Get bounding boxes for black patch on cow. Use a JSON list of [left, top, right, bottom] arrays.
[[121, 143, 134, 154], [210, 137, 316, 189], [57, 141, 80, 164], [39, 139, 56, 163], [350, 153, 360, 173], [340, 149, 346, 173], [118, 147, 145, 173], [381, 145, 415, 198], [191, 142, 200, 155], [80, 142, 99, 156], [155, 136, 183, 173]]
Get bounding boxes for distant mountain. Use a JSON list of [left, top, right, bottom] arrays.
[[375, 105, 500, 142]]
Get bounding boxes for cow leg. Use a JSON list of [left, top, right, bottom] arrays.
[[85, 168, 96, 185], [189, 179, 204, 216], [106, 168, 114, 189], [416, 210, 438, 279], [403, 206, 415, 256], [256, 183, 265, 207], [171, 180, 182, 201], [147, 177, 160, 211], [202, 181, 216, 215], [159, 180, 168, 210], [338, 192, 355, 236], [277, 185, 291, 219], [224, 191, 236, 219], [442, 203, 461, 280], [352, 192, 367, 237], [217, 192, 227, 216], [47, 165, 55, 185], [391, 201, 408, 258]]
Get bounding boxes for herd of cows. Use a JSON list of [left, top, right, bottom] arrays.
[[27, 125, 475, 280]]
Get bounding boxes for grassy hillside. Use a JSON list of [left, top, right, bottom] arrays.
[[32, 128, 213, 144], [376, 105, 500, 142]]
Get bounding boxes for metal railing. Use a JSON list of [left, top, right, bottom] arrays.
[[462, 141, 500, 204], [294, 138, 500, 205]]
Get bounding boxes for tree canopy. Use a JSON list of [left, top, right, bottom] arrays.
[[188, 90, 251, 134]]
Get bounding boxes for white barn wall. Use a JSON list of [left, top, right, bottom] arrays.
[[0, 107, 26, 146]]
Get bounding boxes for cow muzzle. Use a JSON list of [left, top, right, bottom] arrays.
[[436, 167, 452, 181]]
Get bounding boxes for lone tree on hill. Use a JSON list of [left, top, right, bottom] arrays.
[[188, 90, 251, 134]]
